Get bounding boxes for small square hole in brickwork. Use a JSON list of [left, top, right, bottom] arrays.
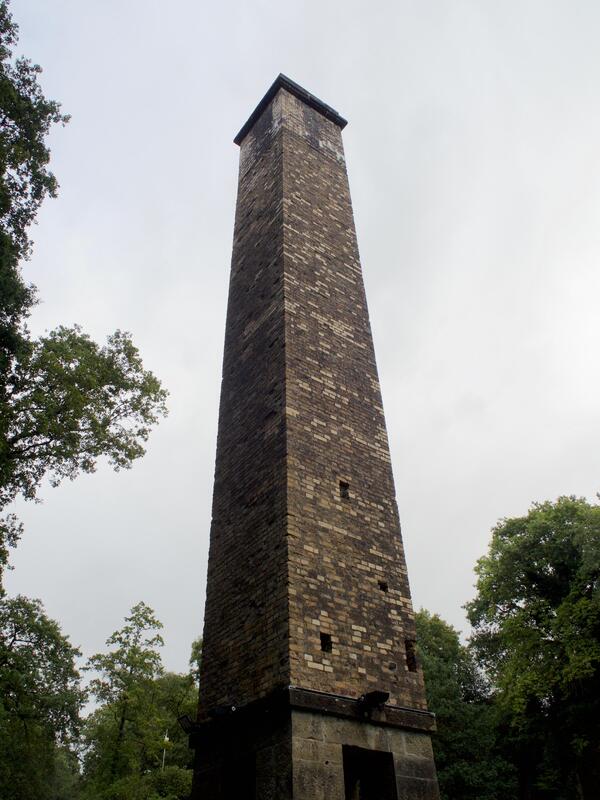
[[339, 481, 350, 500], [320, 632, 333, 653], [378, 580, 388, 593], [405, 639, 418, 672]]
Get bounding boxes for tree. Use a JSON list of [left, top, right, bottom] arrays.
[[82, 604, 195, 800], [189, 636, 202, 685], [0, 0, 167, 580], [415, 609, 516, 800], [0, 0, 69, 374], [85, 602, 164, 785], [1, 324, 168, 572], [466, 496, 600, 799], [0, 594, 85, 800]]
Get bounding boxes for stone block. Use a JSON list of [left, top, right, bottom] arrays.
[[395, 755, 439, 781], [404, 733, 435, 759], [396, 775, 441, 800], [292, 710, 324, 741]]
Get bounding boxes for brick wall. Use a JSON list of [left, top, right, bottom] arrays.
[[199, 86, 427, 717], [198, 95, 290, 715]]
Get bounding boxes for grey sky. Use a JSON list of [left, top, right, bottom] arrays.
[[6, 0, 600, 673]]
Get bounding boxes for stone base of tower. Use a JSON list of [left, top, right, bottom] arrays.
[[190, 689, 440, 799], [292, 711, 439, 800]]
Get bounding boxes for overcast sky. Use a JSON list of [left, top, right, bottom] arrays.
[[6, 0, 600, 674]]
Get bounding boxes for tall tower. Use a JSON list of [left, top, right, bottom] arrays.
[[191, 76, 439, 800]]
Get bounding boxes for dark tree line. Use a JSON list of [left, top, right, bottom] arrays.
[[418, 496, 600, 800], [0, 597, 199, 800]]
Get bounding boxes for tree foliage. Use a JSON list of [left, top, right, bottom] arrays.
[[416, 609, 516, 800], [0, 599, 198, 800], [0, 0, 69, 371], [0, 0, 167, 582], [0, 4, 185, 794], [87, 602, 164, 709], [1, 325, 167, 514], [188, 636, 202, 685], [0, 594, 84, 799], [466, 496, 600, 799], [82, 604, 195, 800]]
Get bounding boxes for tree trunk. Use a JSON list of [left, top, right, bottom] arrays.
[[110, 699, 128, 780]]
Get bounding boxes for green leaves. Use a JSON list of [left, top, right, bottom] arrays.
[[421, 499, 600, 797], [0, 10, 177, 797], [466, 496, 600, 796], [81, 604, 196, 799], [87, 602, 164, 707], [467, 497, 600, 695], [0, 326, 168, 585], [0, 0, 69, 378], [415, 610, 515, 800], [0, 0, 68, 260], [0, 1, 168, 586], [188, 637, 202, 685], [0, 594, 83, 738], [4, 326, 167, 498], [0, 594, 85, 799]]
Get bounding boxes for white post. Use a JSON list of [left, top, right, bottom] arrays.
[[161, 730, 169, 771]]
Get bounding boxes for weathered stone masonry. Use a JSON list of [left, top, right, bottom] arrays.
[[192, 75, 439, 800]]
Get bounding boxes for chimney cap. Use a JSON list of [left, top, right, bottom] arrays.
[[234, 73, 348, 146]]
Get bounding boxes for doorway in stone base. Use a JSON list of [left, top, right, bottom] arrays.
[[342, 745, 398, 800]]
